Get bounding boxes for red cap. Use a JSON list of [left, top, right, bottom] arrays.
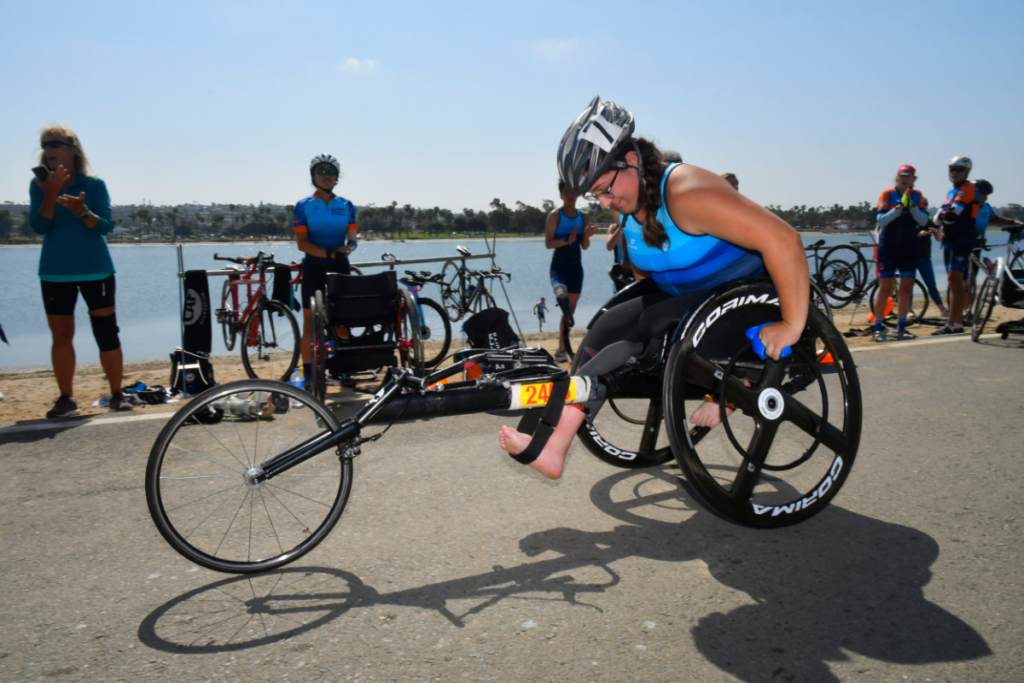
[[897, 165, 916, 176]]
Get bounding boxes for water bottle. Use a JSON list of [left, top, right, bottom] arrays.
[[289, 368, 305, 408]]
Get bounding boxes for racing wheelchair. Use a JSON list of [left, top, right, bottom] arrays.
[[145, 277, 862, 574], [971, 227, 1024, 340], [306, 270, 425, 400]]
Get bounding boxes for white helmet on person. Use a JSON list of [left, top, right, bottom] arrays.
[[310, 154, 341, 172], [557, 96, 636, 197], [949, 156, 972, 170]]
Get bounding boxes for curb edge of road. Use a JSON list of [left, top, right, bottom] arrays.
[[0, 332, 1009, 435]]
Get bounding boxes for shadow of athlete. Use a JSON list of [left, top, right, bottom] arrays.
[[140, 466, 989, 681]]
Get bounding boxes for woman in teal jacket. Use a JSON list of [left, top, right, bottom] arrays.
[[30, 126, 131, 417]]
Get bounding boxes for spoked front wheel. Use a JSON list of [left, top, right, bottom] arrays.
[[971, 275, 997, 341], [663, 280, 862, 527], [145, 380, 352, 573], [863, 277, 929, 327], [415, 297, 452, 367]]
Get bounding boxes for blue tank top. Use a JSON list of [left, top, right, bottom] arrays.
[[622, 163, 764, 296], [551, 209, 584, 265]]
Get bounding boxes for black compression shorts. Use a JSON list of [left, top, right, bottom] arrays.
[[40, 274, 116, 316], [301, 257, 350, 309]]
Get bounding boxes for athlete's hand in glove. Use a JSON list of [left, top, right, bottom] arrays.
[[748, 322, 801, 361], [331, 249, 350, 263]]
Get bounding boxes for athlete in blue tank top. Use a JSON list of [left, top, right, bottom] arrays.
[[545, 180, 595, 361], [620, 162, 764, 296], [499, 96, 809, 481]]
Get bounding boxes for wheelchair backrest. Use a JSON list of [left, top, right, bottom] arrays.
[[326, 271, 400, 327], [999, 268, 1024, 307]]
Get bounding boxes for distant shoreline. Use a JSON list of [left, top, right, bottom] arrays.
[[0, 231, 877, 248]]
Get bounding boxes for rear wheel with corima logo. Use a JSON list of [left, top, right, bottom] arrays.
[[662, 279, 862, 528]]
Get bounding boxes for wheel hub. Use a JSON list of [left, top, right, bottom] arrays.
[[243, 465, 265, 489], [758, 388, 784, 420]]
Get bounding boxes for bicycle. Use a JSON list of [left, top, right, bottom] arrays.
[[398, 270, 452, 367], [971, 226, 1024, 340], [436, 247, 507, 321], [146, 277, 862, 573], [801, 240, 837, 321], [214, 251, 302, 381]]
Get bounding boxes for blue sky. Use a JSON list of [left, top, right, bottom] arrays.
[[2, 0, 1022, 212]]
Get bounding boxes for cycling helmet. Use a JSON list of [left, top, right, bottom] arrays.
[[310, 154, 341, 172], [949, 155, 973, 170], [557, 96, 635, 196], [975, 179, 993, 195]]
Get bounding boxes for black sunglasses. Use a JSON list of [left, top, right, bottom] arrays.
[[315, 167, 339, 176], [41, 140, 70, 150]]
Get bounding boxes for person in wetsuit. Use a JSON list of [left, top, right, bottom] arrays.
[[498, 96, 808, 479]]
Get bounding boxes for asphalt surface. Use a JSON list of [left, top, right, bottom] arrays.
[[0, 333, 1022, 683]]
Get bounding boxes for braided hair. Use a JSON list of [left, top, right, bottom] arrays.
[[617, 137, 669, 249]]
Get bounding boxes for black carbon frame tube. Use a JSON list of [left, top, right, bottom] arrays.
[[366, 385, 512, 424]]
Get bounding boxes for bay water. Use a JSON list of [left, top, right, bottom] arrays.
[[0, 234, 1008, 369]]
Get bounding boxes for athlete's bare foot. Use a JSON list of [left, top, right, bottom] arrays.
[[689, 400, 735, 428], [498, 406, 587, 480]]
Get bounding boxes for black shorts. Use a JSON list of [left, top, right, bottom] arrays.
[[301, 257, 350, 309], [877, 237, 918, 278], [40, 274, 116, 316]]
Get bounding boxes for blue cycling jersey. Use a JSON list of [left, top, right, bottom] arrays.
[[621, 163, 764, 296], [976, 203, 993, 238], [551, 208, 584, 264], [293, 194, 358, 261]]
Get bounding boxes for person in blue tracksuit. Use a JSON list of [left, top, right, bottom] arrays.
[[498, 97, 808, 479]]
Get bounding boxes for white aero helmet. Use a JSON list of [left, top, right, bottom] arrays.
[[949, 156, 973, 170], [557, 96, 636, 197], [310, 154, 341, 172]]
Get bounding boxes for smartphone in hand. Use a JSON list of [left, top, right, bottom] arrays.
[[32, 166, 49, 182]]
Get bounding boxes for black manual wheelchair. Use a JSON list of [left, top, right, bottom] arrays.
[[306, 270, 425, 400], [146, 277, 862, 574]]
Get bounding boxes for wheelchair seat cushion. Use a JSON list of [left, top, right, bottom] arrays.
[[326, 271, 399, 326]]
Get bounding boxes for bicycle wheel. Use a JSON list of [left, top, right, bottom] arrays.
[[241, 300, 300, 381], [440, 260, 464, 321], [571, 351, 674, 469], [818, 258, 861, 305], [663, 280, 861, 528], [971, 275, 997, 341], [310, 291, 328, 400], [145, 379, 352, 573], [471, 290, 496, 315], [399, 289, 425, 377], [415, 297, 451, 367], [809, 281, 834, 322], [1010, 248, 1024, 272], [220, 280, 237, 352], [822, 245, 869, 292]]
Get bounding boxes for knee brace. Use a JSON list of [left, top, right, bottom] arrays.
[[90, 313, 121, 352]]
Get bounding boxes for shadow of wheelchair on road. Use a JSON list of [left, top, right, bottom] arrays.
[[138, 465, 989, 681]]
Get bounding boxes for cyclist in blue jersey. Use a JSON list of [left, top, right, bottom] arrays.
[[533, 298, 547, 332], [546, 180, 596, 362], [933, 156, 981, 335], [498, 97, 808, 479], [962, 179, 1023, 315], [294, 154, 359, 386]]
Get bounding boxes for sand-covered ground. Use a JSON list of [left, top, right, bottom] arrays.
[[2, 303, 1021, 423]]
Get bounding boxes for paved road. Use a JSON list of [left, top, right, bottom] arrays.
[[1, 335, 1021, 683]]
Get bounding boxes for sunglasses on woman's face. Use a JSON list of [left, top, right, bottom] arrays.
[[41, 140, 70, 150], [315, 167, 339, 176]]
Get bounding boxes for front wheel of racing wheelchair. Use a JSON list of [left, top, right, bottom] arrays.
[[574, 278, 861, 527]]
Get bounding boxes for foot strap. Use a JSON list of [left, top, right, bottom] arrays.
[[510, 376, 571, 465]]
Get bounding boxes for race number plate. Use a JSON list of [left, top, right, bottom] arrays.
[[508, 377, 589, 410]]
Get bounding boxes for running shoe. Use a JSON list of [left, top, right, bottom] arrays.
[[931, 325, 965, 336], [554, 350, 570, 363], [871, 329, 888, 343], [107, 391, 135, 412], [938, 306, 951, 317], [46, 395, 79, 418], [895, 330, 918, 341]]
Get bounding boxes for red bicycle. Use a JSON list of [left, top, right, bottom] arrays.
[[214, 251, 302, 381]]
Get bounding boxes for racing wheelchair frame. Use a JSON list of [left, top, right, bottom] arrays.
[[146, 278, 862, 574]]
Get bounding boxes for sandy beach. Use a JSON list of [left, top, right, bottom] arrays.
[[2, 303, 1020, 423]]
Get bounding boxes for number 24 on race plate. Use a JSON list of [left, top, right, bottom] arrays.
[[519, 381, 577, 407]]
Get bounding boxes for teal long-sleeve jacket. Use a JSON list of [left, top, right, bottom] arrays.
[[30, 175, 116, 282]]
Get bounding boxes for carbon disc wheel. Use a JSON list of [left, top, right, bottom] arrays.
[[663, 280, 862, 528]]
